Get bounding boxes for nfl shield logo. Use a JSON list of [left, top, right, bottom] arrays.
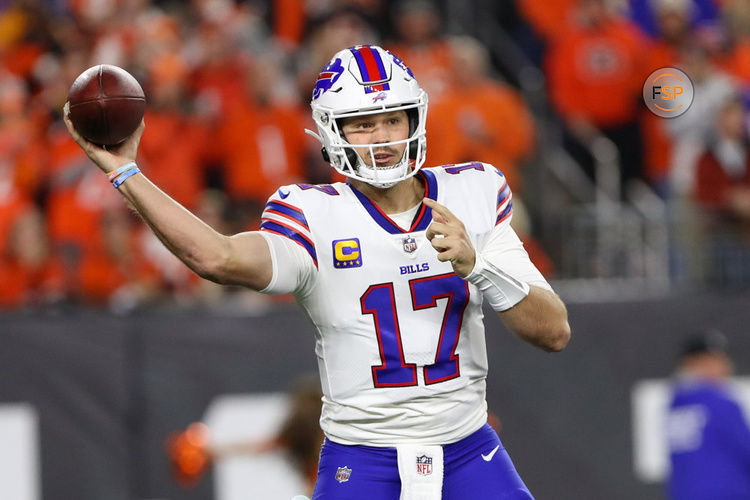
[[416, 455, 432, 476], [403, 236, 417, 253], [335, 465, 352, 483]]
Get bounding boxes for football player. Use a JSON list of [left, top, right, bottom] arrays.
[[64, 45, 570, 499]]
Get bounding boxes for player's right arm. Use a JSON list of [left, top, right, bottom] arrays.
[[63, 106, 273, 290]]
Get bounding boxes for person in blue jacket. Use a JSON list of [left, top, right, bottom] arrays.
[[667, 329, 750, 500]]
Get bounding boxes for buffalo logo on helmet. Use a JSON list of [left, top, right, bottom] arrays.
[[387, 50, 415, 79], [313, 58, 345, 100]]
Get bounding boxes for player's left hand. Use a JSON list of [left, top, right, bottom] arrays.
[[424, 198, 476, 278]]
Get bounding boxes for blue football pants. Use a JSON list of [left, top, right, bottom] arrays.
[[312, 423, 534, 499]]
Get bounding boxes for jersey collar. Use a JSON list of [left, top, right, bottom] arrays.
[[347, 169, 438, 234]]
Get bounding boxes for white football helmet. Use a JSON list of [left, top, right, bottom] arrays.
[[306, 45, 428, 189]]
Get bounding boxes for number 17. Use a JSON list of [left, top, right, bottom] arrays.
[[360, 273, 469, 388]]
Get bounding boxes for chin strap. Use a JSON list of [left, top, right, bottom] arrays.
[[465, 252, 530, 312]]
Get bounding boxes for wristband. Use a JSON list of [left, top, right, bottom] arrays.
[[465, 252, 530, 311], [107, 162, 137, 182], [113, 166, 141, 188]]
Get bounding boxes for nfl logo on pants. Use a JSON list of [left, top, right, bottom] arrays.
[[335, 466, 351, 483], [416, 455, 432, 475]]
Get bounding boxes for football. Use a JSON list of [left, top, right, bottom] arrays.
[[67, 64, 146, 146]]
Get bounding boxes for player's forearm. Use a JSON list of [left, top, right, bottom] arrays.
[[116, 173, 233, 282], [499, 286, 571, 352]]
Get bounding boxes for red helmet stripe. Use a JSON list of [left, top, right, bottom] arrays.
[[350, 46, 387, 84]]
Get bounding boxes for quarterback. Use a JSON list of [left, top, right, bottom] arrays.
[[64, 45, 570, 499]]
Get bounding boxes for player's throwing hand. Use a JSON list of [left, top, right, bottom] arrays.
[[424, 198, 476, 278], [63, 101, 145, 175]]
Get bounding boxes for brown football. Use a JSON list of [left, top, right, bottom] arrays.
[[67, 64, 146, 146]]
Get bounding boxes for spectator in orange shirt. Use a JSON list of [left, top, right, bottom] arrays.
[[517, 0, 578, 42], [546, 0, 649, 189], [0, 73, 37, 259], [0, 207, 64, 308], [77, 206, 160, 309], [188, 22, 247, 118], [387, 0, 453, 104], [45, 127, 124, 295], [0, 70, 45, 200], [216, 49, 307, 226], [138, 53, 209, 210], [273, 0, 307, 49], [187, 1, 271, 117], [429, 36, 536, 193]]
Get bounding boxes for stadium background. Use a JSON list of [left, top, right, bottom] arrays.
[[2, 0, 750, 498]]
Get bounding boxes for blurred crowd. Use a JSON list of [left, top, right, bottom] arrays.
[[2, 0, 750, 310], [521, 0, 750, 285], [0, 0, 541, 310]]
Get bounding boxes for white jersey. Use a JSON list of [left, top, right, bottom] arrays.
[[258, 162, 550, 446]]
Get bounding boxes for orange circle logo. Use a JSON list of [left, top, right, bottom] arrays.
[[643, 67, 694, 118]]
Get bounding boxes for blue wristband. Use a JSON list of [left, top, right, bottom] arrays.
[[113, 166, 141, 188], [107, 162, 137, 181]]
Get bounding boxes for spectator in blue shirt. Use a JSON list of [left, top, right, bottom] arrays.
[[667, 329, 750, 500]]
